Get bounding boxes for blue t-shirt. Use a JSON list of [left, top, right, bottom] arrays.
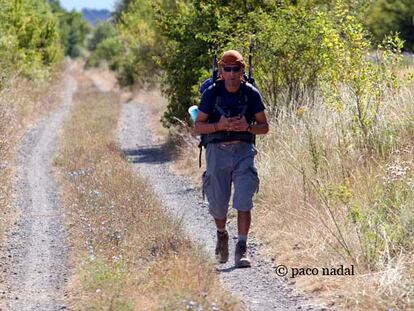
[[198, 81, 265, 124]]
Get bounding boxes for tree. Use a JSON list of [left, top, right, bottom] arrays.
[[114, 0, 171, 85], [49, 0, 90, 57], [366, 0, 414, 51], [0, 0, 63, 81], [88, 21, 117, 51]]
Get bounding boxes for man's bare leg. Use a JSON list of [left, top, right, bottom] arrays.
[[215, 218, 227, 230], [237, 211, 251, 236]]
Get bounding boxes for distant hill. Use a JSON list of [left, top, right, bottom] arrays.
[[81, 9, 111, 26]]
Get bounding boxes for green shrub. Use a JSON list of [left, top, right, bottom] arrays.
[[62, 12, 90, 58], [88, 21, 117, 51], [0, 0, 63, 81], [49, 1, 90, 58], [86, 36, 124, 70], [114, 0, 167, 86], [366, 0, 414, 51], [154, 0, 391, 126]]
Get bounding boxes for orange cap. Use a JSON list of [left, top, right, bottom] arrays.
[[218, 50, 245, 67]]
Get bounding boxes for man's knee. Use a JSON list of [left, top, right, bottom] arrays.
[[209, 205, 228, 220]]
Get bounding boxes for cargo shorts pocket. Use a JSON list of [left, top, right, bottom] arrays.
[[232, 166, 260, 212], [250, 167, 260, 194]]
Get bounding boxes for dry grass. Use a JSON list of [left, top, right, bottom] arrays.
[[153, 77, 414, 309], [56, 76, 241, 310], [252, 82, 414, 310]]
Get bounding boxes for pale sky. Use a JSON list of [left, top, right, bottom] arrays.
[[59, 0, 117, 11]]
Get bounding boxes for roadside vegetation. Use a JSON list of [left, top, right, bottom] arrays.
[[85, 21, 124, 71], [85, 0, 164, 86], [0, 0, 62, 82], [55, 73, 240, 310], [83, 0, 414, 309], [366, 0, 414, 51]]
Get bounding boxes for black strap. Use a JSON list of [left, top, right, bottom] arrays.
[[214, 103, 227, 117], [198, 146, 202, 168], [239, 105, 248, 117]]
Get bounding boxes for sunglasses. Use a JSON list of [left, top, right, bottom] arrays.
[[222, 66, 242, 73]]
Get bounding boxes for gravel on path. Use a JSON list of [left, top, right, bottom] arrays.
[[0, 73, 77, 311], [118, 102, 325, 311]]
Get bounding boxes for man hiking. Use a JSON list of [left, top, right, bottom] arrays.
[[194, 50, 269, 268]]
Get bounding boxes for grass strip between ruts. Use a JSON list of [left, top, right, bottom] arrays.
[[55, 79, 241, 310]]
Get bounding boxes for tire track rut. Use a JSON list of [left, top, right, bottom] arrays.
[[1, 74, 77, 311]]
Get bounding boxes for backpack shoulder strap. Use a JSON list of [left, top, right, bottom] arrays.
[[239, 81, 254, 116], [212, 81, 228, 117]]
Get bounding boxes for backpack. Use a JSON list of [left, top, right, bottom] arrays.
[[196, 44, 258, 167], [197, 80, 256, 167]]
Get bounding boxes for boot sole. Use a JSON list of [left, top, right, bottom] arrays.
[[236, 259, 251, 268]]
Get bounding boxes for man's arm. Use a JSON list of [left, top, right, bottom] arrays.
[[230, 112, 269, 134], [248, 111, 269, 135], [194, 111, 215, 134]]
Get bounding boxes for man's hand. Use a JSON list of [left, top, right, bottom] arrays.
[[217, 115, 232, 131], [228, 116, 249, 132]]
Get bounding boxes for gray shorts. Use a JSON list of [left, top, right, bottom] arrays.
[[202, 142, 260, 219]]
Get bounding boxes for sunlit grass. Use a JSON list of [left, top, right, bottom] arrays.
[[253, 81, 414, 310], [57, 78, 241, 310]]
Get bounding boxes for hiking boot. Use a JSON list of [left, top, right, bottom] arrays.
[[235, 241, 251, 268], [215, 230, 229, 263]]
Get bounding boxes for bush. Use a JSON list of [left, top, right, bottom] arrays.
[[154, 0, 394, 127], [366, 0, 414, 51], [87, 21, 117, 51], [61, 12, 90, 58], [114, 0, 167, 86], [0, 0, 63, 81], [86, 36, 124, 70], [49, 1, 90, 58]]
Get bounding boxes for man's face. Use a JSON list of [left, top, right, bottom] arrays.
[[220, 64, 243, 90]]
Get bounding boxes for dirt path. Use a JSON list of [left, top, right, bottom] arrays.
[[1, 69, 77, 310], [118, 102, 324, 311]]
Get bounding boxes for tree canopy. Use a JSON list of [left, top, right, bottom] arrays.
[[366, 0, 414, 51]]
